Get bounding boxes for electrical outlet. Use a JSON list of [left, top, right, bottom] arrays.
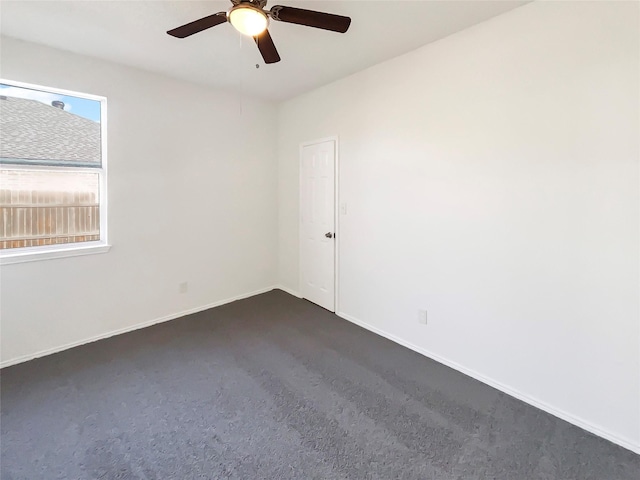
[[179, 282, 188, 294], [418, 309, 428, 325]]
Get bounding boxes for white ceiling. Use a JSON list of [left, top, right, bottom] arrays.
[[0, 0, 529, 101]]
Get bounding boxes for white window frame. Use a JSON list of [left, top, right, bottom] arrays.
[[0, 78, 110, 265]]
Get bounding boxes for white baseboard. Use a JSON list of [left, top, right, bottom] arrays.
[[336, 310, 640, 455], [273, 285, 302, 298], [0, 286, 276, 369]]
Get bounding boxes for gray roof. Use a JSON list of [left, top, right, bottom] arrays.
[[0, 96, 101, 166]]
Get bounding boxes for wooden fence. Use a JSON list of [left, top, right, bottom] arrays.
[[0, 189, 99, 249]]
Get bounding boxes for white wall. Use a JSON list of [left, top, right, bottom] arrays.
[[277, 1, 640, 452], [0, 37, 278, 365]]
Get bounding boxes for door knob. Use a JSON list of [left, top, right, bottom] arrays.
[[325, 232, 334, 238]]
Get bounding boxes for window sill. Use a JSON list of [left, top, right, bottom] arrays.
[[0, 243, 111, 265]]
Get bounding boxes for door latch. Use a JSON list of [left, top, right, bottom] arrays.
[[325, 232, 334, 238]]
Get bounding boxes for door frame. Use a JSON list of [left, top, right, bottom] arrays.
[[299, 135, 340, 312]]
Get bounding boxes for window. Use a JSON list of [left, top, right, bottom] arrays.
[[0, 79, 108, 264]]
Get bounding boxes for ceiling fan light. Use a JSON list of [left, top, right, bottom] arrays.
[[228, 5, 269, 36]]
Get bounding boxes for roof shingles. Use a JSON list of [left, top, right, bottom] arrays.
[[0, 96, 101, 165]]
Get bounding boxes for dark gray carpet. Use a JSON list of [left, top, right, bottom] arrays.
[[1, 290, 638, 479]]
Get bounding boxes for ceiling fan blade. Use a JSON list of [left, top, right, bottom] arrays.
[[254, 29, 281, 64], [167, 12, 227, 38], [270, 6, 351, 33]]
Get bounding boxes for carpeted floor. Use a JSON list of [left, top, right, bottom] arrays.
[[1, 290, 638, 479]]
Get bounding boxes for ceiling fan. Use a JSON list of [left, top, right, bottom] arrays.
[[167, 0, 352, 64]]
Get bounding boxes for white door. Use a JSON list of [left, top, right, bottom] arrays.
[[300, 140, 335, 311]]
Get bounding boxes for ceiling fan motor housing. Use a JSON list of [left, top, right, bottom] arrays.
[[231, 0, 268, 8]]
